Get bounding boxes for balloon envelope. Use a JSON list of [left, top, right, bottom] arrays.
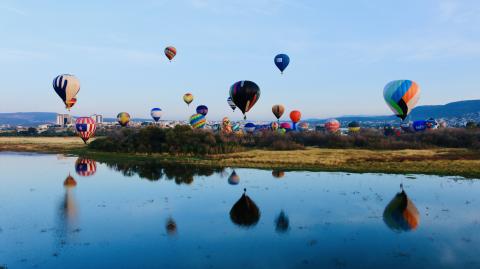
[[230, 190, 260, 227], [228, 170, 240, 185], [325, 119, 340, 133], [117, 112, 131, 127], [272, 104, 285, 120], [244, 123, 256, 133], [227, 97, 236, 111], [190, 113, 206, 129], [274, 54, 290, 73], [164, 46, 176, 61], [413, 120, 427, 132], [290, 110, 301, 124], [53, 74, 80, 109], [280, 122, 291, 130], [75, 117, 96, 143], [151, 108, 162, 122], [196, 105, 208, 116], [183, 93, 193, 105], [229, 81, 261, 119], [384, 80, 420, 121]]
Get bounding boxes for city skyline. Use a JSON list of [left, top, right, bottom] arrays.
[[1, 0, 479, 120]]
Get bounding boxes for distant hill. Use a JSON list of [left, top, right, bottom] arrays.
[[1, 100, 479, 126], [307, 100, 480, 123]]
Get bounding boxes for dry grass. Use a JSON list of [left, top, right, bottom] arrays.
[[0, 137, 87, 152]]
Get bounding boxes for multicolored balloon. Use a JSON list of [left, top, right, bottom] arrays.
[[75, 117, 96, 144], [229, 81, 261, 119], [384, 80, 420, 121], [222, 117, 232, 134], [53, 74, 80, 110], [272, 170, 285, 178], [117, 112, 131, 127], [183, 93, 193, 106], [190, 113, 206, 129], [297, 122, 309, 132], [271, 121, 279, 131], [75, 158, 97, 177], [272, 104, 285, 120], [244, 123, 256, 133], [325, 119, 340, 133], [274, 54, 290, 74], [227, 97, 236, 111], [425, 118, 438, 130], [151, 108, 162, 122], [383, 189, 420, 232], [164, 46, 176, 61], [196, 105, 208, 116]]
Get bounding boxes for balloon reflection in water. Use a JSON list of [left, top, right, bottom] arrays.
[[166, 217, 177, 236], [75, 158, 97, 177], [228, 170, 240, 185], [383, 186, 420, 232], [272, 170, 285, 178], [275, 210, 290, 233], [57, 174, 79, 247], [230, 189, 260, 227]]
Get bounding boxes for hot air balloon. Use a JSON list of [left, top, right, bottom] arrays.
[[438, 119, 448, 128], [384, 80, 420, 121], [117, 112, 131, 127], [227, 97, 237, 112], [271, 121, 279, 131], [164, 46, 176, 61], [400, 122, 414, 133], [274, 54, 290, 74], [383, 187, 420, 232], [228, 170, 240, 185], [53, 74, 80, 110], [244, 123, 256, 134], [230, 189, 260, 227], [222, 117, 232, 134], [272, 170, 285, 178], [229, 81, 261, 119], [290, 110, 301, 129], [151, 108, 162, 122], [272, 104, 285, 120], [297, 122, 309, 132], [232, 122, 240, 132], [348, 121, 361, 133], [325, 119, 340, 133], [63, 174, 77, 188], [280, 122, 291, 130], [75, 117, 96, 144], [275, 210, 290, 233], [196, 105, 208, 116], [75, 158, 97, 177], [425, 118, 438, 130], [413, 120, 427, 132], [183, 93, 193, 106], [190, 113, 206, 129]]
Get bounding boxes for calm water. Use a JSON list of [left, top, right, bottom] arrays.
[[1, 152, 480, 269]]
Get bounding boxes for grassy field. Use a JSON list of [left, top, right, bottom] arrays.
[[1, 136, 480, 178]]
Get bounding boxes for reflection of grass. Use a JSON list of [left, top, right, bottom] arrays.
[[1, 137, 480, 178]]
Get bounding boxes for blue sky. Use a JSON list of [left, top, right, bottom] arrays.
[[0, 0, 479, 121]]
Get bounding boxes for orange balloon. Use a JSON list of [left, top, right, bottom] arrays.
[[289, 110, 301, 123]]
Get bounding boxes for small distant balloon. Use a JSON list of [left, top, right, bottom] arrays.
[[272, 104, 285, 120], [228, 170, 240, 185], [325, 119, 340, 133], [229, 81, 261, 119], [164, 46, 177, 61], [274, 54, 290, 74], [244, 123, 256, 134], [183, 93, 193, 106], [290, 110, 301, 124], [196, 105, 208, 116], [117, 112, 131, 127], [151, 108, 162, 122]]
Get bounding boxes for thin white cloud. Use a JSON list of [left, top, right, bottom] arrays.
[[0, 3, 27, 16]]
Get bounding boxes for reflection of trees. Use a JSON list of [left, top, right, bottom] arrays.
[[101, 159, 224, 184]]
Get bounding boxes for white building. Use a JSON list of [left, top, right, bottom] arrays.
[[91, 114, 103, 124], [56, 114, 73, 126]]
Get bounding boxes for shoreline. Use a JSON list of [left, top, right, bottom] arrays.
[[1, 137, 480, 178]]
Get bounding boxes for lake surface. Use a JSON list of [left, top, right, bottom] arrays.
[[1, 152, 480, 269]]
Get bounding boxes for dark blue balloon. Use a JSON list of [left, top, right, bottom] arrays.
[[274, 54, 290, 73], [196, 105, 208, 116], [413, 120, 427, 132]]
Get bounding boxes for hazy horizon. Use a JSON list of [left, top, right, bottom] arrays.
[[1, 0, 479, 120]]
